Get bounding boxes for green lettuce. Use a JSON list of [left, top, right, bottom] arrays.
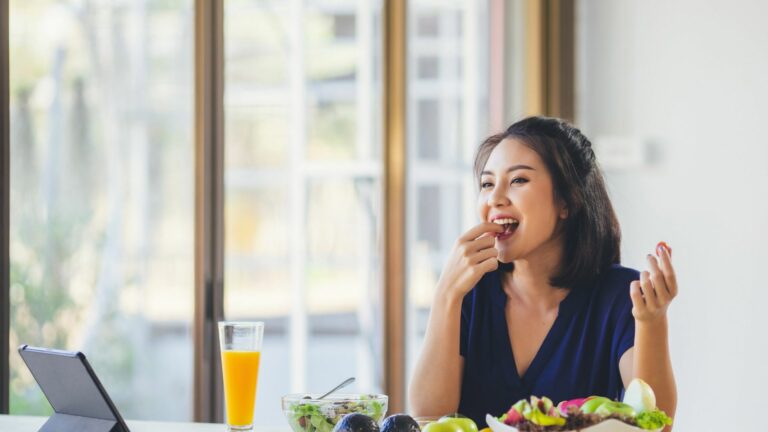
[[635, 410, 673, 430]]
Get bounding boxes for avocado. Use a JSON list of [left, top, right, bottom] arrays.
[[381, 414, 420, 432], [333, 413, 381, 432]]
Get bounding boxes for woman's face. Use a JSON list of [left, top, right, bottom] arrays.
[[477, 138, 567, 263]]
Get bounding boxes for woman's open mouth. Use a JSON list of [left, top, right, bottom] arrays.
[[493, 217, 519, 240]]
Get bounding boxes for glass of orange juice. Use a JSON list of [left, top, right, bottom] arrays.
[[219, 321, 264, 431]]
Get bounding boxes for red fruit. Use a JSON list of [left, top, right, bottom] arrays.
[[656, 241, 672, 258], [557, 398, 588, 416], [504, 408, 524, 425], [570, 398, 588, 408]]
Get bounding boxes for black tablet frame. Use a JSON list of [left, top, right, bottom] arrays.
[[18, 345, 130, 432]]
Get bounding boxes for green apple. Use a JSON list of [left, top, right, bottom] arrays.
[[594, 401, 636, 417], [422, 420, 463, 432], [438, 414, 478, 432], [579, 396, 612, 414]]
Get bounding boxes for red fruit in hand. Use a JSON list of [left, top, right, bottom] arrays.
[[656, 241, 672, 258]]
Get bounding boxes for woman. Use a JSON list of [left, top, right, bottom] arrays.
[[408, 117, 677, 430]]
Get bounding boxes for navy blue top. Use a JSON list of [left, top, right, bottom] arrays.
[[458, 264, 637, 427]]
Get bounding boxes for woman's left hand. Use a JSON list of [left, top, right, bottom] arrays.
[[630, 242, 678, 323]]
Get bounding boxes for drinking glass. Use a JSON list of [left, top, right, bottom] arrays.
[[219, 321, 264, 431]]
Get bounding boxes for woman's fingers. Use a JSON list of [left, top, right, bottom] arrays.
[[439, 223, 505, 298], [457, 223, 503, 256], [471, 234, 497, 252], [640, 271, 659, 310], [460, 222, 504, 242], [632, 243, 678, 321], [457, 237, 493, 261], [629, 280, 645, 315], [646, 255, 672, 304], [472, 246, 499, 264], [655, 243, 678, 298], [477, 256, 500, 273]]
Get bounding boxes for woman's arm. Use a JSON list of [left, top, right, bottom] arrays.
[[408, 222, 503, 416], [620, 322, 677, 430], [408, 292, 465, 416], [621, 244, 678, 431]]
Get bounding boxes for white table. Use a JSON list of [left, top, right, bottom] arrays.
[[0, 415, 287, 432]]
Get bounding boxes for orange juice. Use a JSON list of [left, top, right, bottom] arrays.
[[222, 350, 261, 427]]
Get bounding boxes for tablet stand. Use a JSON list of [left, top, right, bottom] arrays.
[[39, 413, 126, 432]]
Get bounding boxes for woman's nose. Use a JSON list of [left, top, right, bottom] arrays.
[[487, 186, 510, 207]]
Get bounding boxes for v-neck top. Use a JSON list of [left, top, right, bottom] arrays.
[[458, 264, 637, 427]]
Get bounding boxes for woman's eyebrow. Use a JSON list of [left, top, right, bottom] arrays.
[[481, 164, 535, 176]]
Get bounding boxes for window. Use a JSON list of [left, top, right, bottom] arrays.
[[223, 0, 383, 426], [8, 0, 194, 420], [3, 0, 506, 421], [405, 0, 491, 398]]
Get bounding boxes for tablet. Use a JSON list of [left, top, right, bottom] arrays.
[[18, 345, 130, 432]]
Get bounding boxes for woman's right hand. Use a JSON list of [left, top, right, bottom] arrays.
[[435, 222, 505, 302]]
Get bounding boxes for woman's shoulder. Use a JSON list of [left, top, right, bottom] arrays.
[[597, 264, 640, 290], [585, 264, 638, 312]]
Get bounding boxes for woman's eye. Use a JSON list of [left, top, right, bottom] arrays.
[[481, 182, 494, 189], [511, 178, 528, 185]]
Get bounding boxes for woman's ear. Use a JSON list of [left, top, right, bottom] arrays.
[[559, 205, 568, 219]]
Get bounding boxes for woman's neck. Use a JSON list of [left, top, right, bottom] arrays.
[[502, 238, 568, 312]]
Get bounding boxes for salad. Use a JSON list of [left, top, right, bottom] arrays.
[[486, 379, 672, 432], [283, 394, 388, 432]]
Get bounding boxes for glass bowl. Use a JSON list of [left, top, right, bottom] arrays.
[[282, 393, 389, 432]]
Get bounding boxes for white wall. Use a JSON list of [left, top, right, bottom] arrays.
[[577, 1, 768, 430]]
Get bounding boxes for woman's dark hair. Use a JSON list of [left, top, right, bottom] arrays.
[[474, 116, 621, 289]]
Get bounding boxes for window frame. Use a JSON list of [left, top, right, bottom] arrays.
[[383, 0, 407, 415], [1, 0, 10, 414], [193, 0, 226, 422]]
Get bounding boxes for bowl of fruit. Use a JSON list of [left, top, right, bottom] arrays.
[[485, 379, 672, 432], [282, 394, 388, 432]]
